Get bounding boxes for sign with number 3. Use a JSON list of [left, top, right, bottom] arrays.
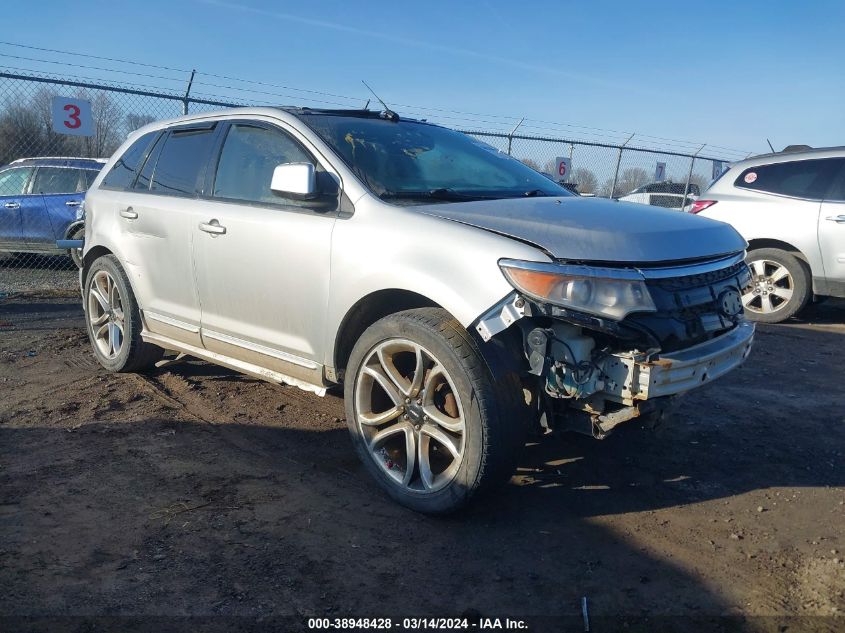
[[51, 96, 94, 136]]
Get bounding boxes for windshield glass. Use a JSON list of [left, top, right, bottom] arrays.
[[297, 113, 573, 202]]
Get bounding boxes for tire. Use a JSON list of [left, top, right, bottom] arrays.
[[742, 248, 811, 323], [67, 226, 84, 269], [344, 308, 526, 514], [84, 255, 163, 372]]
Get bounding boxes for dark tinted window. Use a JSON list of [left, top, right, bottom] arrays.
[[150, 127, 216, 197], [32, 167, 83, 194], [133, 133, 166, 191], [212, 124, 312, 204], [101, 132, 158, 190], [81, 168, 100, 189], [825, 161, 845, 202], [0, 167, 34, 196], [734, 158, 843, 200]]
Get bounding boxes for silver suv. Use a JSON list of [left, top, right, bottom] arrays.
[[691, 147, 845, 322], [81, 107, 754, 513]]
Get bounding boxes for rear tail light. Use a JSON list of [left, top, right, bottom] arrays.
[[688, 199, 717, 214]]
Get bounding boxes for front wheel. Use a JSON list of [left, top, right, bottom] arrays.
[[742, 248, 811, 323], [344, 308, 525, 514]]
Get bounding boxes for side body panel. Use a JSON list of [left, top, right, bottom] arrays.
[[818, 199, 845, 288]]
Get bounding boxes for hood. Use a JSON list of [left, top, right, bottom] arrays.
[[417, 196, 746, 264]]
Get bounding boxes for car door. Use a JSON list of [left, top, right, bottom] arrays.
[[0, 166, 37, 249], [31, 167, 85, 247], [192, 121, 339, 385], [818, 160, 845, 289], [113, 124, 219, 348]]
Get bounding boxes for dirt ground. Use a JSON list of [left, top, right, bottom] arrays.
[[1, 295, 843, 632]]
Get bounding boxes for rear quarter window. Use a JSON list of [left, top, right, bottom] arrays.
[[100, 132, 159, 190], [734, 158, 843, 200]]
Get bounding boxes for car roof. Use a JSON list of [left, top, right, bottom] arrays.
[[132, 106, 433, 136], [5, 157, 108, 169], [730, 146, 845, 170]]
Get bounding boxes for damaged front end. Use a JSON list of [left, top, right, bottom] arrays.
[[475, 254, 755, 438]]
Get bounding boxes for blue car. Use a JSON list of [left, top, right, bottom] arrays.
[[0, 156, 106, 267]]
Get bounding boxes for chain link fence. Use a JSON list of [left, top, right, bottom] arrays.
[[0, 70, 735, 297]]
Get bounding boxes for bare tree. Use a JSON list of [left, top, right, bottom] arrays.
[[571, 167, 598, 194], [125, 113, 156, 135], [520, 158, 541, 171], [74, 91, 124, 158], [601, 167, 650, 197]]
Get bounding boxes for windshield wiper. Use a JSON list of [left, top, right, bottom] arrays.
[[380, 188, 491, 202], [522, 189, 551, 197]]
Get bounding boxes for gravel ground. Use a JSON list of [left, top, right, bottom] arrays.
[[0, 296, 843, 632]]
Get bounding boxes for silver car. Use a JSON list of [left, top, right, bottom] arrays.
[[691, 147, 845, 322], [80, 107, 754, 513]]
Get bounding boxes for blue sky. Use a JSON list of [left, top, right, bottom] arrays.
[[3, 0, 843, 157]]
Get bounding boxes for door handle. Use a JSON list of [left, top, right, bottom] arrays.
[[65, 200, 82, 207], [199, 219, 227, 236], [825, 214, 845, 224], [4, 202, 20, 209], [119, 207, 138, 220]]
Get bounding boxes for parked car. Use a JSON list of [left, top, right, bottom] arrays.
[[690, 147, 845, 322], [619, 181, 700, 209], [80, 107, 754, 513], [0, 156, 106, 267]]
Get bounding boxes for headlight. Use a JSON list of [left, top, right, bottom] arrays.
[[75, 201, 85, 221], [499, 259, 656, 320]]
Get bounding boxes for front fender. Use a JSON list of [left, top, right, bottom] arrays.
[[324, 202, 550, 368]]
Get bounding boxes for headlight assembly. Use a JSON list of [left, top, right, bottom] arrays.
[[499, 259, 656, 320]]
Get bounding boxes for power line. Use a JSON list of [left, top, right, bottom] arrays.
[[0, 53, 187, 85], [0, 40, 191, 74]]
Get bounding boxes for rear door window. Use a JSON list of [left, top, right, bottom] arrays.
[[0, 167, 34, 196], [734, 158, 844, 200], [150, 126, 217, 197], [101, 132, 159, 190], [824, 161, 845, 202], [32, 167, 84, 194]]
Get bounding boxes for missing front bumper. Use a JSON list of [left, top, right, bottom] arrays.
[[603, 321, 755, 404]]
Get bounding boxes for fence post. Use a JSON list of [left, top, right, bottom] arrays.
[[682, 144, 706, 209], [506, 117, 524, 156], [182, 69, 196, 116], [610, 133, 635, 198]]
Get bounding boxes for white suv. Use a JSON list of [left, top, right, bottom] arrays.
[[691, 148, 845, 322]]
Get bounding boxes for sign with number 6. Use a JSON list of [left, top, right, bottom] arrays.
[[51, 96, 94, 137]]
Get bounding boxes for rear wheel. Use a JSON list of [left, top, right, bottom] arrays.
[[742, 248, 811, 323], [67, 226, 84, 269], [344, 308, 525, 514], [84, 255, 163, 372]]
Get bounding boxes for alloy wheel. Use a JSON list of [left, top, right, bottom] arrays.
[[88, 270, 125, 359], [354, 339, 466, 493], [742, 259, 794, 315]]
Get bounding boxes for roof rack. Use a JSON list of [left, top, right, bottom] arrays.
[[10, 156, 108, 164]]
